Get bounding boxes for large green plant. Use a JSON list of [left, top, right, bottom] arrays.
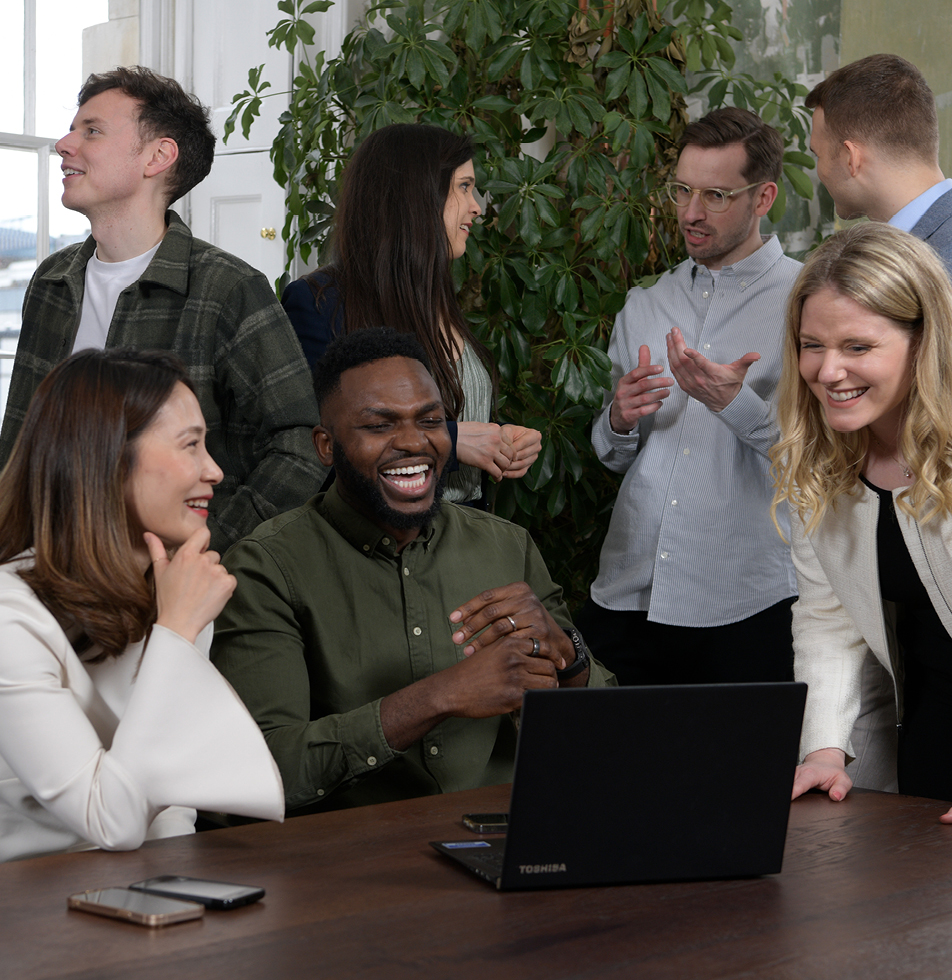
[[228, 0, 812, 606]]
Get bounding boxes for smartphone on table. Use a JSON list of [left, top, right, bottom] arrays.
[[67, 887, 204, 927], [462, 812, 509, 834], [129, 874, 265, 910]]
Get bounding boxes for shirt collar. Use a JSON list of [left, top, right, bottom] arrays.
[[889, 178, 952, 232], [690, 234, 785, 288], [41, 210, 192, 294], [317, 481, 438, 558], [136, 210, 192, 295]]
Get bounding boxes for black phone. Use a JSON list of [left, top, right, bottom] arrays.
[[128, 875, 265, 910], [462, 812, 509, 834]]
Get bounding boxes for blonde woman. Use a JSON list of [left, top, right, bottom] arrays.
[[772, 222, 952, 818]]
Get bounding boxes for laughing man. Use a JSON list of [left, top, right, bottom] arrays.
[[212, 328, 614, 814]]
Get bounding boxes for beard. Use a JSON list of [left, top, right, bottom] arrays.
[[332, 441, 447, 531]]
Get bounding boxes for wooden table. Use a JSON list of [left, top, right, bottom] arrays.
[[5, 784, 952, 980]]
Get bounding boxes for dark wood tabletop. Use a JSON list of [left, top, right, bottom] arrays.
[[5, 783, 952, 980]]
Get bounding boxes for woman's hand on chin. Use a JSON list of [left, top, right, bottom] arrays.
[[146, 529, 237, 645]]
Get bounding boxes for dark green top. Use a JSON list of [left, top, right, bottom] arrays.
[[212, 484, 615, 814], [0, 211, 325, 552]]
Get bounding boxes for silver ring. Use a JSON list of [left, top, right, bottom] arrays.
[[531, 637, 540, 656], [506, 615, 517, 632]]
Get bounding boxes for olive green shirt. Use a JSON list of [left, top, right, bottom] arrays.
[[212, 484, 615, 814]]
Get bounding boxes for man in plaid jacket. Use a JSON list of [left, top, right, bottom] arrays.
[[0, 66, 323, 552]]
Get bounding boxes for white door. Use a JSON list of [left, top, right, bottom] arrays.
[[177, 0, 360, 285], [185, 0, 292, 285]]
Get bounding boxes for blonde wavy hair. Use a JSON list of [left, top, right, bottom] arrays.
[[771, 222, 952, 534]]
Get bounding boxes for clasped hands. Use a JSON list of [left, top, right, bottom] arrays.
[[436, 582, 580, 717], [609, 329, 761, 435], [455, 421, 542, 480]]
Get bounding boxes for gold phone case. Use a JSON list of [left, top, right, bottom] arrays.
[[68, 888, 204, 927]]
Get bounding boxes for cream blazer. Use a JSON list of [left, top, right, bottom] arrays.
[[791, 484, 952, 781], [0, 557, 284, 862]]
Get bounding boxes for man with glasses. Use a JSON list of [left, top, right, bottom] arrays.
[[807, 54, 952, 273], [575, 107, 801, 686]]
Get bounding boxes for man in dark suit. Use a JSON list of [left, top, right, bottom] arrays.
[[807, 53, 952, 272]]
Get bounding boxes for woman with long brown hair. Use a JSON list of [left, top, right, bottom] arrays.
[[0, 348, 283, 861], [772, 223, 952, 818], [281, 122, 541, 505]]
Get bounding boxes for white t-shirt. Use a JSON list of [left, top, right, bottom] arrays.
[[71, 242, 161, 353]]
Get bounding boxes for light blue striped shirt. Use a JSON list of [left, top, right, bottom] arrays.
[[590, 236, 800, 626]]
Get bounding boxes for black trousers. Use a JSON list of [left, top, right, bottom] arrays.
[[574, 597, 796, 686]]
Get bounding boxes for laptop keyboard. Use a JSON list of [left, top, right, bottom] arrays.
[[469, 849, 505, 874]]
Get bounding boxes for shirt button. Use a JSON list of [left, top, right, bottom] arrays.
[[317, 788, 325, 797], [413, 627, 422, 636], [671, 500, 677, 506], [382, 537, 390, 546], [430, 746, 439, 756], [367, 756, 377, 766], [403, 567, 410, 576], [683, 448, 690, 455], [362, 544, 370, 552], [702, 290, 710, 298], [740, 280, 747, 289], [660, 551, 670, 559], [703, 343, 711, 350]]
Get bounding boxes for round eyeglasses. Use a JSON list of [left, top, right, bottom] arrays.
[[664, 181, 763, 213]]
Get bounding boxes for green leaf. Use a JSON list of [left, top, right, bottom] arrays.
[[627, 69, 648, 119], [629, 14, 651, 52], [783, 150, 815, 169], [546, 481, 566, 518], [647, 55, 687, 95], [604, 64, 631, 103], [472, 94, 516, 112], [708, 76, 729, 108], [685, 39, 702, 73], [642, 26, 675, 56], [783, 163, 815, 200], [767, 176, 787, 223], [643, 65, 671, 122], [406, 48, 426, 89], [597, 51, 631, 70]]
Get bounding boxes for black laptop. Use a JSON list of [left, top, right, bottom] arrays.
[[431, 682, 806, 890]]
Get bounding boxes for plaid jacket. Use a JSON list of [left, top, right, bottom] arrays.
[[0, 211, 325, 552]]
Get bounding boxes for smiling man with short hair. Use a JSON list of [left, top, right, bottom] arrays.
[[212, 327, 613, 814], [0, 66, 323, 551]]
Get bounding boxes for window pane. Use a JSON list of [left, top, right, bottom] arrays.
[[35, 0, 110, 140], [0, 148, 38, 419], [0, 2, 25, 133]]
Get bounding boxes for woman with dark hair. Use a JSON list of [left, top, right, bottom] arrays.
[[0, 349, 283, 861], [771, 223, 952, 818], [281, 122, 541, 504]]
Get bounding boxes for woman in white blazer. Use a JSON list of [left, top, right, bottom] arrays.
[[772, 223, 952, 819], [0, 349, 284, 861]]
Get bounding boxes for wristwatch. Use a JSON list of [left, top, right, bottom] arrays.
[[557, 627, 590, 680]]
